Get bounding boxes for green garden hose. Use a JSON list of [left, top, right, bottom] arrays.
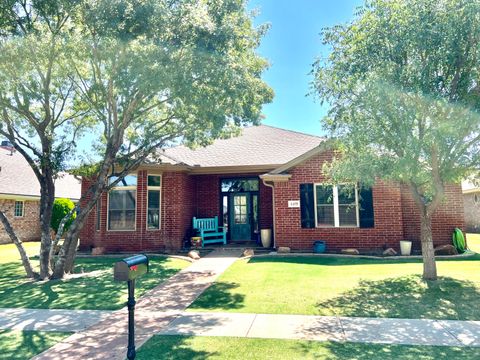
[[452, 228, 466, 253]]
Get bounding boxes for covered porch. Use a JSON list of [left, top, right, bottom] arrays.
[[192, 175, 274, 246]]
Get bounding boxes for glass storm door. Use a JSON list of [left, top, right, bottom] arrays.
[[230, 193, 251, 241]]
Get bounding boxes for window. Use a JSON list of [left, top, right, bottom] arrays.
[[315, 185, 334, 226], [314, 184, 359, 227], [147, 175, 161, 229], [14, 201, 24, 217], [96, 199, 101, 231], [233, 195, 248, 224], [108, 175, 137, 231], [221, 179, 259, 192]]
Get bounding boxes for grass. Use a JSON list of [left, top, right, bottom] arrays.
[[189, 254, 480, 320], [0, 242, 190, 310], [136, 335, 480, 360], [467, 233, 480, 253], [0, 242, 41, 262], [0, 330, 71, 360]]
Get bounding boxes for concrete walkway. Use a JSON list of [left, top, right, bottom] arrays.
[[0, 308, 112, 332], [31, 248, 243, 360], [160, 312, 480, 347]]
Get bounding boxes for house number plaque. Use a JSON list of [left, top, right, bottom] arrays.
[[288, 200, 300, 208]]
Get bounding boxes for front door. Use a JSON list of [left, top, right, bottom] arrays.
[[230, 193, 251, 241]]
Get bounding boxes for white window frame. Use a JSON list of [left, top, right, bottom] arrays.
[[14, 201, 24, 217], [107, 174, 138, 231], [314, 184, 359, 228], [146, 174, 162, 230]]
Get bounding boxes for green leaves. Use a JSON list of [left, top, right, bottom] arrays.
[[314, 0, 480, 203]]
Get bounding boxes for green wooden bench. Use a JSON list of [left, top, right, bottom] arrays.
[[192, 216, 227, 247]]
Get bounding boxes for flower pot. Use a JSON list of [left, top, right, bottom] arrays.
[[191, 236, 202, 249], [313, 240, 326, 254], [400, 241, 412, 256], [260, 229, 272, 248]]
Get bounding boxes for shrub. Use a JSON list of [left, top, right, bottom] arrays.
[[51, 198, 76, 234]]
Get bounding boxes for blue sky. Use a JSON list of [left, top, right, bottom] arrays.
[[249, 0, 363, 136]]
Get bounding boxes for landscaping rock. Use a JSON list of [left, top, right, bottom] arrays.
[[383, 248, 397, 256], [277, 246, 291, 253], [434, 244, 458, 256], [91, 247, 105, 256], [242, 248, 254, 257], [188, 250, 201, 260], [341, 248, 359, 255]]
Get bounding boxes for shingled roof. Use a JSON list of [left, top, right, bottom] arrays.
[[0, 146, 81, 200], [163, 125, 325, 168]]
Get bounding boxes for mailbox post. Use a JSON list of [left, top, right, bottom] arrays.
[[114, 254, 149, 360]]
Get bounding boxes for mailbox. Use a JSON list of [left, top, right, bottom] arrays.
[[113, 254, 149, 360], [114, 254, 149, 282]]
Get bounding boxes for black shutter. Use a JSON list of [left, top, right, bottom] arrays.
[[300, 183, 315, 228], [359, 187, 375, 228]]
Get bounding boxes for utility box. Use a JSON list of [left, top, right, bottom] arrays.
[[114, 254, 149, 282]]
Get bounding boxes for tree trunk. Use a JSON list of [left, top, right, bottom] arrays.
[[0, 211, 37, 278], [38, 174, 55, 279], [49, 206, 77, 268], [420, 209, 437, 281], [51, 202, 95, 279]]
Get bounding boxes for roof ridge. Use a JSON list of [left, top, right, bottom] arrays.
[[159, 149, 191, 166], [254, 124, 326, 139]]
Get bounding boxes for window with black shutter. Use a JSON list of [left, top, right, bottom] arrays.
[[300, 184, 315, 228], [359, 187, 375, 228]]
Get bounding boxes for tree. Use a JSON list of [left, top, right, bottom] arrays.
[[313, 0, 480, 280], [0, 0, 88, 279], [0, 0, 273, 280]]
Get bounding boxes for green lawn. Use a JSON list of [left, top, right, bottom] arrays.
[[189, 255, 480, 320], [0, 243, 190, 310], [0, 330, 70, 360], [467, 233, 480, 253], [136, 335, 480, 360], [0, 242, 41, 262]]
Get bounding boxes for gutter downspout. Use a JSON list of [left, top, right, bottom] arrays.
[[262, 179, 276, 249]]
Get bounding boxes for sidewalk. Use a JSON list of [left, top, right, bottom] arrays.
[[160, 312, 480, 347], [31, 248, 243, 360], [0, 308, 112, 332]]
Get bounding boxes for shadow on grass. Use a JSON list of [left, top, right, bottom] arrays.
[[137, 335, 215, 360], [295, 340, 477, 360], [0, 256, 183, 310], [188, 282, 245, 311], [317, 275, 480, 320], [137, 335, 480, 360], [0, 329, 70, 360], [248, 254, 480, 266]]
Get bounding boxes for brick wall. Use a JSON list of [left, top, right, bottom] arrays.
[[463, 192, 480, 233], [79, 170, 195, 253], [273, 151, 464, 251], [0, 199, 41, 244], [80, 171, 274, 252], [401, 184, 465, 249]]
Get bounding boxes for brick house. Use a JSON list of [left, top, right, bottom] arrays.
[[79, 125, 465, 253], [462, 180, 480, 233], [0, 143, 81, 244]]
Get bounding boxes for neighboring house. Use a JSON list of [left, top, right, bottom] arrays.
[[462, 180, 480, 233], [0, 142, 81, 244], [79, 125, 464, 253]]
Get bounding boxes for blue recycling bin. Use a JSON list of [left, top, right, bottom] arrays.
[[313, 240, 326, 254]]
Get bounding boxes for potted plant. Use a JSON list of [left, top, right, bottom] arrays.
[[400, 240, 412, 256], [191, 228, 202, 248]]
